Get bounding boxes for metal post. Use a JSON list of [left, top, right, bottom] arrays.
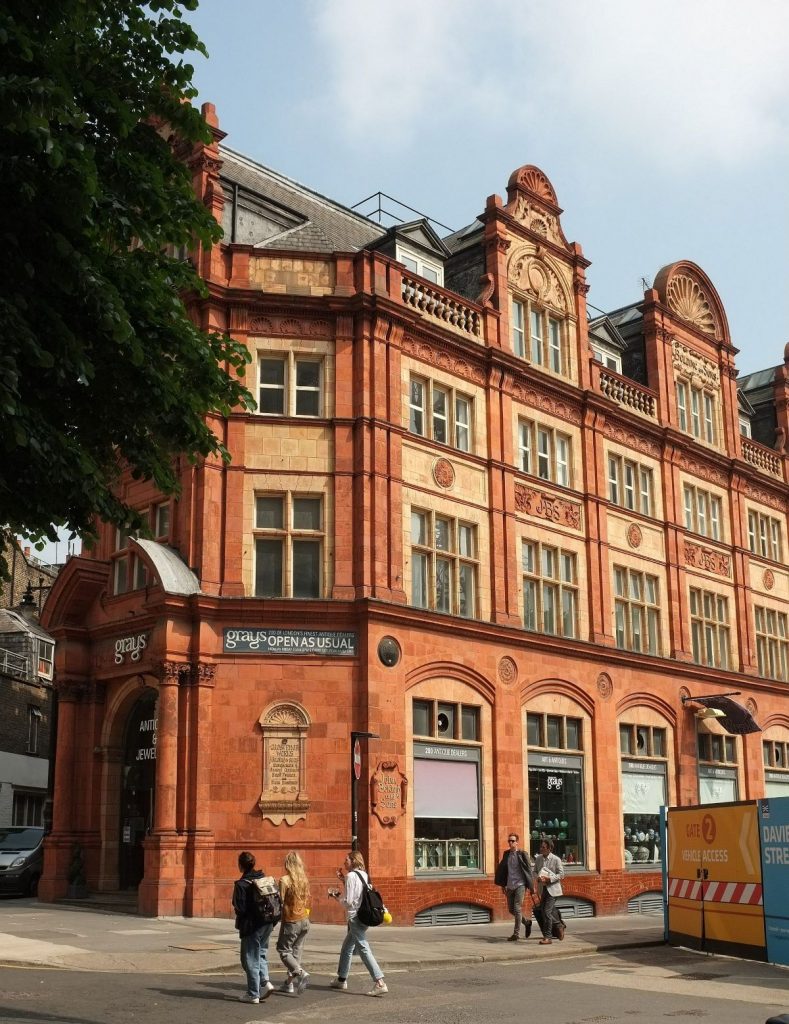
[[350, 731, 379, 852]]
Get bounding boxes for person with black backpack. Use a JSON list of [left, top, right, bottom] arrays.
[[232, 851, 278, 1003], [328, 851, 387, 997]]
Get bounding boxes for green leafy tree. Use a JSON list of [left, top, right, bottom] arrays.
[[0, 0, 253, 573]]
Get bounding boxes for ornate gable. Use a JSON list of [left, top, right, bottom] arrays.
[[653, 261, 729, 342], [503, 164, 570, 251]]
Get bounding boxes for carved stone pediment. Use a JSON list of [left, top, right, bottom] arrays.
[[509, 251, 569, 314]]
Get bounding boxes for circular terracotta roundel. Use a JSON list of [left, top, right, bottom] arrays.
[[433, 458, 455, 489], [627, 524, 643, 549], [596, 673, 613, 700], [764, 569, 775, 591], [498, 656, 518, 685], [377, 636, 401, 668]]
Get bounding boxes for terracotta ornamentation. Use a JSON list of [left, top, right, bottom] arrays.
[[258, 702, 311, 825], [370, 761, 408, 826], [433, 458, 456, 489], [596, 673, 613, 700], [627, 524, 643, 549], [514, 484, 581, 530], [498, 657, 518, 685], [683, 541, 730, 578], [763, 569, 775, 591]]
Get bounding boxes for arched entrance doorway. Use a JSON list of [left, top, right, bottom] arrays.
[[119, 689, 157, 890]]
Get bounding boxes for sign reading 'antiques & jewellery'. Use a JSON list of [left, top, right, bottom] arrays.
[[223, 629, 357, 656], [114, 632, 148, 664]]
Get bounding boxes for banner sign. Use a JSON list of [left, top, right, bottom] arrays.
[[223, 628, 357, 656], [667, 802, 766, 961], [758, 796, 789, 967]]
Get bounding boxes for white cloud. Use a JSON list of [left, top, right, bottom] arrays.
[[312, 0, 789, 170]]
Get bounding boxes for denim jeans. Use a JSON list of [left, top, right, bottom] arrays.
[[336, 915, 384, 982], [240, 921, 274, 998], [277, 918, 310, 976]]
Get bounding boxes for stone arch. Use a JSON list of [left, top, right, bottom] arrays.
[[760, 713, 789, 733], [519, 676, 595, 717], [615, 691, 677, 728], [653, 261, 730, 342], [405, 661, 496, 705]]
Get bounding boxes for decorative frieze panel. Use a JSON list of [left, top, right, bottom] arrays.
[[514, 484, 582, 530], [401, 335, 486, 387], [683, 541, 730, 578], [672, 339, 720, 389], [258, 702, 311, 826], [505, 378, 582, 426], [742, 482, 786, 513], [676, 453, 728, 489], [246, 314, 332, 338], [599, 417, 661, 459]]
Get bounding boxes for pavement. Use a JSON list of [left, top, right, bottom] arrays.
[[0, 898, 665, 976]]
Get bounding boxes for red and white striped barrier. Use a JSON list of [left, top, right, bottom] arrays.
[[668, 877, 763, 905]]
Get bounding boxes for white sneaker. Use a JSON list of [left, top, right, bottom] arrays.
[[239, 993, 259, 1003], [278, 980, 295, 995], [297, 971, 310, 994], [329, 977, 348, 990], [368, 980, 388, 996], [259, 981, 274, 1001]]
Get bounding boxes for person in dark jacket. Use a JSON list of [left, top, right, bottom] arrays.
[[233, 851, 274, 1003], [494, 832, 535, 940]]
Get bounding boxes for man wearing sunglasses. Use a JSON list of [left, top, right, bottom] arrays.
[[494, 833, 535, 941]]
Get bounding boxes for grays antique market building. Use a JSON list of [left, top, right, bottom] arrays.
[[40, 104, 789, 922]]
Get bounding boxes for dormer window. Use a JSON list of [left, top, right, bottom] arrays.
[[739, 416, 752, 438], [396, 246, 443, 286], [592, 347, 622, 374]]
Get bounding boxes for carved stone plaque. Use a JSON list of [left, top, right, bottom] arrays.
[[258, 702, 311, 825], [371, 760, 408, 827]]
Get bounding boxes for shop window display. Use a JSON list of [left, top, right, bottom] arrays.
[[526, 712, 585, 865], [619, 723, 667, 866]]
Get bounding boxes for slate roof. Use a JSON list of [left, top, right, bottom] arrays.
[[219, 147, 385, 253], [738, 367, 778, 393], [443, 219, 483, 254]]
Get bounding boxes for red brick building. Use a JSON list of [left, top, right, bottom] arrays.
[[40, 105, 789, 922]]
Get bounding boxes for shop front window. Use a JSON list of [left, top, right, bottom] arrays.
[[620, 723, 667, 866], [413, 744, 481, 873], [526, 711, 584, 865], [764, 738, 789, 797], [621, 765, 665, 866]]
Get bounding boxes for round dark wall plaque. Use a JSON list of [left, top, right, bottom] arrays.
[[378, 636, 401, 667]]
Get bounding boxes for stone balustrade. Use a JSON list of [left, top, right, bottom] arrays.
[[598, 368, 658, 420], [401, 275, 482, 340], [742, 436, 783, 479]]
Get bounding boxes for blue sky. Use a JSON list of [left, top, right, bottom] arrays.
[[187, 0, 789, 376], [27, 0, 789, 565]]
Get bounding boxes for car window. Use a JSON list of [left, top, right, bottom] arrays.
[[0, 828, 44, 850]]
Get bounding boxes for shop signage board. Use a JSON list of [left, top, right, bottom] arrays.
[[758, 796, 789, 967], [223, 629, 357, 656], [667, 802, 766, 961]]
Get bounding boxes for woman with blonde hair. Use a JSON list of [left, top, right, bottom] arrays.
[[276, 851, 311, 995], [328, 850, 387, 996]]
